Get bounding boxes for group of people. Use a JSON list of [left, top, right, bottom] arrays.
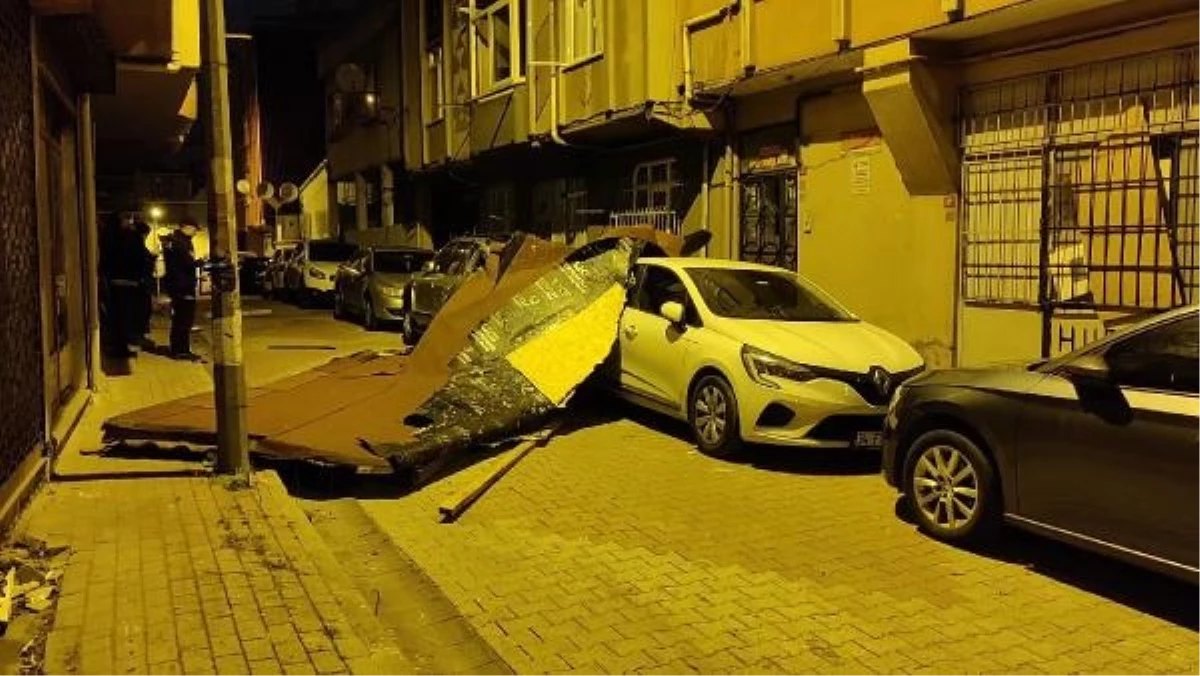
[[99, 213, 202, 362]]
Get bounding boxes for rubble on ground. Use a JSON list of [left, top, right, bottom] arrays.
[[0, 536, 69, 675]]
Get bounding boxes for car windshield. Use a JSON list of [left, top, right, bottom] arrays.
[[685, 267, 857, 322], [375, 250, 433, 274], [308, 241, 357, 262]]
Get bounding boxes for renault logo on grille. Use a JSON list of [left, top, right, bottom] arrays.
[[869, 366, 892, 398]]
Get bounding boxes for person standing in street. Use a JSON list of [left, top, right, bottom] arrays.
[[133, 220, 157, 349], [99, 213, 142, 358], [163, 218, 202, 361]]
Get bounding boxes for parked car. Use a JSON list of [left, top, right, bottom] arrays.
[[284, 239, 358, 306], [402, 236, 506, 344], [238, 252, 269, 296], [334, 246, 434, 330], [262, 245, 298, 298], [882, 305, 1198, 582], [607, 257, 925, 457]]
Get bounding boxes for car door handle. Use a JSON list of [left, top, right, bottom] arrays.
[[623, 325, 638, 339]]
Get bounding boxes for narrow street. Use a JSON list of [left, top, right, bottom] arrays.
[[244, 303, 1200, 675]]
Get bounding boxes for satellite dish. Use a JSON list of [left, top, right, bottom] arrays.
[[278, 182, 299, 204], [255, 182, 275, 200], [267, 196, 282, 210], [235, 179, 252, 195], [335, 63, 367, 93]]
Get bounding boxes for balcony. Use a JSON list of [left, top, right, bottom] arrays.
[[32, 0, 202, 171]]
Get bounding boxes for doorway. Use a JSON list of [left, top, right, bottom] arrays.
[[37, 81, 86, 418], [739, 171, 798, 271]]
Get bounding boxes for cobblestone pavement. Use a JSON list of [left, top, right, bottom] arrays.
[[22, 473, 411, 675], [358, 404, 1199, 675]]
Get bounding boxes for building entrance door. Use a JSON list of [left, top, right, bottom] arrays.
[[739, 171, 798, 271], [37, 83, 86, 420]]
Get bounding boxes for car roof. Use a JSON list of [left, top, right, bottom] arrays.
[[638, 257, 792, 274]]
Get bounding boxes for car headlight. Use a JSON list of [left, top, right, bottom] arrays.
[[308, 267, 326, 280], [379, 286, 404, 298], [741, 345, 816, 389]]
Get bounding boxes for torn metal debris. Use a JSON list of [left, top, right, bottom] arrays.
[[99, 228, 687, 482]]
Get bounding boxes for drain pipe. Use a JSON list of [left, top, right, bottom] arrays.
[[548, 0, 566, 146], [526, 1, 537, 141], [701, 141, 711, 256], [528, 1, 567, 145]]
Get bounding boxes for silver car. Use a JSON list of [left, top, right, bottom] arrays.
[[334, 246, 434, 330]]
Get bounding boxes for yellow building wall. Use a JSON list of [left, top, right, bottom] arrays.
[[960, 306, 1042, 365], [528, 0, 668, 136], [793, 89, 958, 368], [171, 0, 200, 69], [299, 166, 330, 241], [849, 0, 944, 47], [752, 0, 834, 71]]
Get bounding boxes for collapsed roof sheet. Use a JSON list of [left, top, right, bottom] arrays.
[[102, 228, 688, 476]]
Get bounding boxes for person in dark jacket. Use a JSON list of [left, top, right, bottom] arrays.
[[133, 220, 156, 347], [163, 218, 201, 360], [99, 213, 143, 358]]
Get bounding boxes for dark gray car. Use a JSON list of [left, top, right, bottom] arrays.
[[401, 236, 501, 344], [334, 246, 434, 330], [882, 306, 1198, 582]]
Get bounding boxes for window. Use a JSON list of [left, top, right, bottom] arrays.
[[431, 243, 463, 274], [481, 183, 515, 232], [424, 0, 445, 120], [633, 266, 688, 315], [374, 250, 435, 274], [632, 159, 676, 210], [685, 268, 856, 322], [1103, 316, 1199, 394], [474, 0, 522, 94], [308, 242, 358, 263], [563, 0, 601, 63]]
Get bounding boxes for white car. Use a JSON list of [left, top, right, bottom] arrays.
[[284, 240, 357, 305], [612, 257, 925, 457]]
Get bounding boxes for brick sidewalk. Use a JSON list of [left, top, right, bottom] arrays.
[[20, 473, 410, 675], [19, 301, 417, 675]]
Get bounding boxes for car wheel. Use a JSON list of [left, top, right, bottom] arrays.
[[688, 374, 743, 458], [333, 291, 346, 319], [402, 310, 419, 347], [903, 429, 1000, 544], [363, 296, 377, 331]]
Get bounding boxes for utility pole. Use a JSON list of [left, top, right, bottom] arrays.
[[199, 0, 251, 476]]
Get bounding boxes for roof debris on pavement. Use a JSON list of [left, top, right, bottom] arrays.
[[99, 227, 704, 486]]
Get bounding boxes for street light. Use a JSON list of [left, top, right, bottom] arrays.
[[148, 205, 165, 221]]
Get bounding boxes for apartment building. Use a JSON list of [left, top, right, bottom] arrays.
[[0, 0, 200, 524], [322, 0, 1199, 368]]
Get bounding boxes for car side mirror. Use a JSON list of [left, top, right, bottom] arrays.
[[660, 301, 686, 325], [422, 260, 436, 273], [1060, 354, 1111, 385]]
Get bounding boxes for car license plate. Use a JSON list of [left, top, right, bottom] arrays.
[[854, 431, 883, 448]]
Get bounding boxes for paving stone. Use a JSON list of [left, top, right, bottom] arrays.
[[354, 415, 1200, 675]]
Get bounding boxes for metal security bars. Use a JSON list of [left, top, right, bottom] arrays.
[[961, 48, 1200, 354], [609, 208, 680, 235], [0, 0, 46, 486]]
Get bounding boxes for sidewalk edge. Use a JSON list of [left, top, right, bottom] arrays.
[[255, 471, 417, 674]]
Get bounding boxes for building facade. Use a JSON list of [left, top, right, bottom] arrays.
[[322, 0, 1199, 368], [0, 0, 199, 524]]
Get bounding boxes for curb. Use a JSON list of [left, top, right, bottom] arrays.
[[256, 471, 417, 674]]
